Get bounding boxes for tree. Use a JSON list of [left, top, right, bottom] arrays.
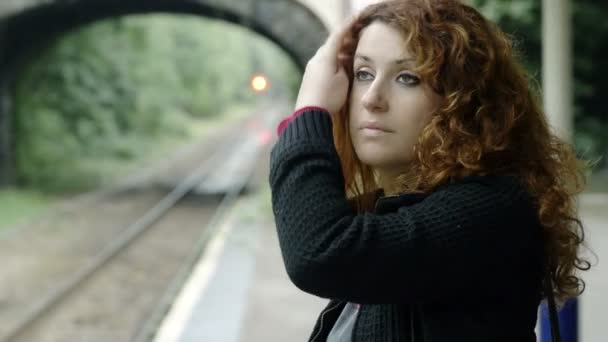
[[13, 14, 299, 192], [471, 0, 608, 169]]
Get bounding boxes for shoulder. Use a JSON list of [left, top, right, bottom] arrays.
[[431, 174, 532, 203], [428, 175, 539, 233], [436, 175, 536, 215], [377, 175, 536, 220]]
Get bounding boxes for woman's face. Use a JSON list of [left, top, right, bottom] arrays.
[[349, 22, 442, 176]]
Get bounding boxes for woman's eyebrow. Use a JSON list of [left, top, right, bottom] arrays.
[[354, 54, 415, 65], [355, 54, 372, 62]]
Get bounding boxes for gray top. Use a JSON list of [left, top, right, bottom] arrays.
[[326, 303, 359, 342]]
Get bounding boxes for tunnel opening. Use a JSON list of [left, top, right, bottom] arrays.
[[0, 0, 328, 188]]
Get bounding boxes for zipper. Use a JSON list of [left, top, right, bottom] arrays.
[[374, 194, 400, 212], [351, 304, 362, 342], [409, 305, 415, 342], [310, 301, 343, 342], [410, 305, 419, 342]]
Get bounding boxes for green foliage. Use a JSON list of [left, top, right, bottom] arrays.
[[470, 0, 608, 169], [0, 188, 52, 231], [14, 14, 299, 193]]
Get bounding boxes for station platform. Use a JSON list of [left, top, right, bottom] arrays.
[[152, 188, 607, 342], [151, 189, 327, 342]]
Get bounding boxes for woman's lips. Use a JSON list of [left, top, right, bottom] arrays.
[[360, 122, 393, 135], [361, 127, 390, 136]]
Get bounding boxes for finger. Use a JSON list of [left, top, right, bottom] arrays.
[[329, 16, 357, 44], [322, 18, 356, 61]]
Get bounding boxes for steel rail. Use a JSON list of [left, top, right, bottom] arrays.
[[0, 112, 263, 342]]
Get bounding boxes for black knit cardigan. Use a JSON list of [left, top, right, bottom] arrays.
[[269, 109, 545, 342]]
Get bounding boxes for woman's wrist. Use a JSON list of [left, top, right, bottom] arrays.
[[277, 106, 330, 136]]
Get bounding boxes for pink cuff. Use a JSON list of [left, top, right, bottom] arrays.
[[276, 106, 329, 136]]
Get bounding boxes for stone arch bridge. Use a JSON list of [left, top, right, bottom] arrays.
[[0, 0, 350, 185]]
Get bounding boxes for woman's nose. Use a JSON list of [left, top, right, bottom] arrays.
[[362, 84, 388, 113]]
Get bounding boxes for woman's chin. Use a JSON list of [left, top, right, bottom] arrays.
[[356, 154, 393, 169], [356, 150, 412, 171]]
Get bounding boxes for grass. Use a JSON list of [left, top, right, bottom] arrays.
[[186, 103, 253, 137], [0, 189, 54, 232], [71, 102, 255, 191], [1, 103, 255, 230]]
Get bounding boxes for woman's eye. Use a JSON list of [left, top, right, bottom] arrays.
[[397, 74, 420, 86], [355, 70, 374, 81]]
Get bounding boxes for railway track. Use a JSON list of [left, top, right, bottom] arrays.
[[0, 105, 281, 342]]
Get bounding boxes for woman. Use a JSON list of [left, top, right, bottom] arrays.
[[269, 0, 591, 341]]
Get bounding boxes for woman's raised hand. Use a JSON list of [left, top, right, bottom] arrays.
[[294, 22, 352, 116]]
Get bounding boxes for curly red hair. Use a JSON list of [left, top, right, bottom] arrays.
[[333, 0, 592, 303]]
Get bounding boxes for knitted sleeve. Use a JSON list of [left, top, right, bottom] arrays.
[[269, 109, 538, 305]]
